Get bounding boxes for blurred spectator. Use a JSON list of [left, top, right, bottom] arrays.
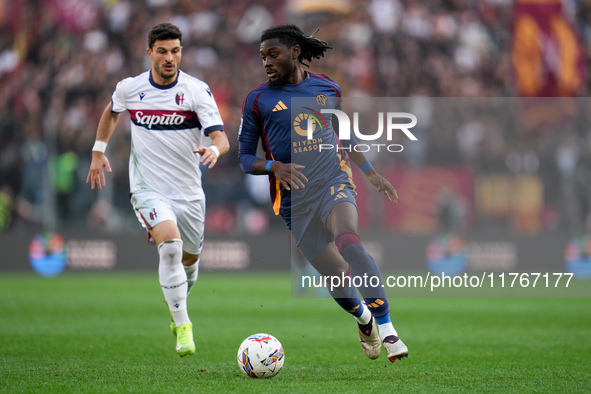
[[436, 186, 467, 233], [0, 185, 14, 232], [556, 129, 591, 231], [1, 0, 591, 235]]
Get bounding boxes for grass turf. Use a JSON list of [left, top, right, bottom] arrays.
[[0, 271, 590, 393]]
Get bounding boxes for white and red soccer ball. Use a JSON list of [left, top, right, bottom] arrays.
[[237, 333, 285, 378]]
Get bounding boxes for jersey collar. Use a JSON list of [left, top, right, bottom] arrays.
[[149, 70, 180, 89], [270, 71, 310, 88], [294, 71, 311, 86]]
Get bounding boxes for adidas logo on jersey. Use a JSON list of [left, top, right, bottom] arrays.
[[272, 101, 288, 112]]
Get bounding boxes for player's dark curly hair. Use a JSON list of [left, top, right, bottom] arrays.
[[148, 23, 182, 49], [260, 24, 331, 67]]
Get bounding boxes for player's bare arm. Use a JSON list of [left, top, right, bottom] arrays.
[[86, 103, 119, 190], [347, 149, 398, 204], [193, 130, 229, 169]]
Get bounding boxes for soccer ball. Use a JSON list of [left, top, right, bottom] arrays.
[[237, 333, 285, 378]]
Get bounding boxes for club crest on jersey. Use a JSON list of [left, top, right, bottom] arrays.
[[175, 92, 185, 105], [316, 93, 328, 107]]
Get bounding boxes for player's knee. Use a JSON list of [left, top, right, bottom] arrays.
[[182, 255, 199, 267], [335, 231, 362, 254], [158, 238, 183, 265]]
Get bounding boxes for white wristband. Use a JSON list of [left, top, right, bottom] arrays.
[[92, 140, 108, 153], [209, 145, 220, 158]]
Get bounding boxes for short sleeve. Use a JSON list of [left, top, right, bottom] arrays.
[[194, 83, 224, 136], [111, 77, 131, 113]]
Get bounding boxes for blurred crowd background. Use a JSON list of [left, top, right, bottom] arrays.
[[2, 0, 591, 238]]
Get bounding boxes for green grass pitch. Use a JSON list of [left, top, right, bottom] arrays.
[[1, 271, 590, 393]]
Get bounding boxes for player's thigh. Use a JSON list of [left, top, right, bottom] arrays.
[[175, 199, 205, 256], [131, 191, 179, 245], [325, 201, 359, 236], [283, 209, 333, 263]]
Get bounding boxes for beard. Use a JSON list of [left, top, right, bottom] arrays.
[[267, 61, 296, 87], [156, 63, 177, 81], [268, 73, 290, 87]]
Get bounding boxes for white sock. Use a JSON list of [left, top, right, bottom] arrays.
[[159, 239, 191, 326], [354, 303, 372, 325], [171, 309, 191, 326], [378, 322, 398, 342], [184, 258, 199, 294]]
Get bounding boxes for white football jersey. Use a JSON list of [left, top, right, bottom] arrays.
[[111, 70, 224, 201]]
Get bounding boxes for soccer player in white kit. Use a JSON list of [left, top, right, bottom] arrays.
[[86, 23, 229, 357]]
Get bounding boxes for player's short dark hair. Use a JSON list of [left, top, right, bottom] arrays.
[[148, 23, 182, 49], [260, 24, 331, 67]]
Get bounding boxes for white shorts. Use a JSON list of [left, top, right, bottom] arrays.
[[130, 190, 205, 255]]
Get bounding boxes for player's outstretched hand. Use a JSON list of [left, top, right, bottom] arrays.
[[271, 162, 308, 191], [367, 172, 398, 204], [194, 146, 219, 169], [86, 152, 112, 190]]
